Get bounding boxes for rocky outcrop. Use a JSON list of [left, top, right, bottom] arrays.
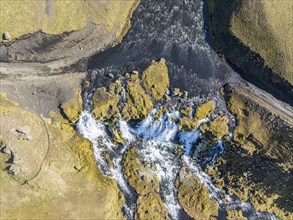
[[92, 80, 122, 122], [207, 0, 293, 105], [123, 72, 154, 121], [179, 100, 215, 131], [207, 83, 293, 219], [142, 58, 169, 101], [123, 147, 169, 219], [177, 167, 218, 220]]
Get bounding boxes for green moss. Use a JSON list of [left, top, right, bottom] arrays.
[[122, 73, 154, 121], [194, 100, 215, 122], [179, 117, 197, 131], [92, 81, 122, 122], [123, 147, 159, 195], [0, 0, 140, 40], [230, 0, 293, 84], [154, 107, 166, 119], [0, 94, 124, 219], [179, 101, 215, 131], [60, 87, 83, 122], [136, 192, 170, 220], [177, 168, 218, 220], [180, 107, 192, 116], [142, 58, 169, 101], [111, 126, 126, 145], [200, 116, 229, 141], [226, 210, 247, 220], [224, 85, 292, 170]]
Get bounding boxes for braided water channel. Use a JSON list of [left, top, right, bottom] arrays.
[[77, 0, 280, 219]]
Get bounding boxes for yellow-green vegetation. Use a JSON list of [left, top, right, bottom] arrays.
[[179, 101, 215, 131], [180, 106, 192, 116], [111, 126, 126, 145], [154, 107, 166, 119], [92, 80, 122, 122], [177, 167, 218, 219], [123, 73, 154, 121], [200, 116, 229, 141], [0, 93, 124, 219], [123, 147, 168, 219], [226, 210, 247, 220], [205, 84, 293, 219], [179, 117, 198, 131], [225, 86, 292, 170], [136, 192, 169, 220], [194, 100, 215, 122], [0, 93, 48, 181], [230, 0, 293, 84], [207, 153, 293, 220], [0, 0, 140, 40], [123, 147, 159, 195], [60, 87, 83, 122], [142, 58, 169, 101]]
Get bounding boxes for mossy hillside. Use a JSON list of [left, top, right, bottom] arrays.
[[60, 87, 83, 122], [200, 116, 229, 141], [177, 167, 218, 220], [123, 147, 159, 195], [206, 0, 293, 104], [136, 192, 170, 220], [0, 93, 124, 219], [204, 84, 293, 218], [207, 145, 293, 220], [224, 85, 293, 170], [92, 81, 122, 122], [142, 58, 169, 101], [122, 73, 154, 121], [230, 0, 293, 84], [0, 0, 140, 41]]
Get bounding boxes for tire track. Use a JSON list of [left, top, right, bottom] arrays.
[[21, 117, 51, 185]]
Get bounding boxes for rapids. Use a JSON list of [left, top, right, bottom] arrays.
[[77, 110, 280, 220], [77, 0, 280, 219]]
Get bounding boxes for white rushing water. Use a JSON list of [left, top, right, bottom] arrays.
[[77, 110, 279, 220]]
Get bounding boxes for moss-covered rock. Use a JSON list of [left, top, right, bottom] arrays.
[[123, 147, 159, 195], [200, 116, 229, 141], [179, 101, 215, 131], [136, 192, 170, 220], [154, 107, 166, 120], [179, 117, 198, 131], [92, 81, 122, 122], [123, 147, 169, 219], [205, 83, 293, 219], [122, 73, 154, 121], [226, 210, 247, 220], [194, 100, 215, 123], [142, 58, 169, 101], [177, 167, 218, 219], [60, 87, 83, 122], [180, 106, 192, 116]]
